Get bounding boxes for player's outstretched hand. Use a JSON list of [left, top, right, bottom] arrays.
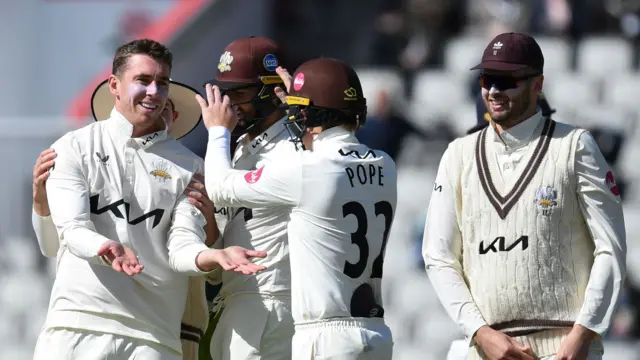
[[197, 247, 267, 275], [474, 326, 535, 360], [32, 148, 57, 216], [274, 66, 292, 104], [185, 173, 218, 247], [196, 84, 237, 131], [97, 240, 144, 276]]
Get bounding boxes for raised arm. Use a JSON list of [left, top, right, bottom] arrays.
[[204, 126, 302, 208], [32, 148, 59, 257]]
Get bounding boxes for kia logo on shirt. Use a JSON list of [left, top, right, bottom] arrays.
[[244, 166, 265, 184]]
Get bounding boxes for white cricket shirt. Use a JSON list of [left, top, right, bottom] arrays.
[[422, 111, 626, 344], [44, 108, 212, 353], [216, 117, 296, 296], [205, 125, 398, 323]]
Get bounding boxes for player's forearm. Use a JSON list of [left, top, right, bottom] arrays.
[[32, 209, 60, 257], [205, 126, 232, 204], [59, 225, 112, 261], [168, 234, 212, 275], [576, 253, 624, 335], [425, 265, 487, 341], [205, 127, 300, 208]]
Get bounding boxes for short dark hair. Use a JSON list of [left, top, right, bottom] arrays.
[[112, 39, 173, 77]]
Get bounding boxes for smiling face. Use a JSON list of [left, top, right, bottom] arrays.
[[480, 72, 543, 129], [109, 54, 170, 133], [225, 86, 259, 130]]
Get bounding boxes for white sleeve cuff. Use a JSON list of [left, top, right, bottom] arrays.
[[208, 126, 231, 142], [171, 243, 213, 275], [465, 321, 488, 346]]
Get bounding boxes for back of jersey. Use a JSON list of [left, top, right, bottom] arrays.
[[289, 131, 397, 324]]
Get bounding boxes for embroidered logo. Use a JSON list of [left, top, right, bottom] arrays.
[[534, 186, 557, 215], [263, 53, 278, 71], [218, 51, 233, 73], [492, 41, 503, 55], [149, 160, 172, 182], [244, 166, 264, 184], [142, 132, 159, 146], [95, 152, 109, 164], [605, 171, 620, 196], [344, 87, 357, 100]]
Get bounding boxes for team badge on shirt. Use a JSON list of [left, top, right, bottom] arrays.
[[534, 186, 557, 216], [149, 160, 172, 182], [244, 166, 264, 184], [605, 171, 620, 196]]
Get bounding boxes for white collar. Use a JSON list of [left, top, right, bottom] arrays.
[[312, 126, 357, 152], [489, 110, 544, 149], [108, 108, 169, 150], [237, 116, 289, 155]]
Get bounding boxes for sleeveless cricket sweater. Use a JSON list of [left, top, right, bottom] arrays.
[[449, 118, 597, 358]]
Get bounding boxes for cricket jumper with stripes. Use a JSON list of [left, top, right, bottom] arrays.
[[450, 117, 597, 358]]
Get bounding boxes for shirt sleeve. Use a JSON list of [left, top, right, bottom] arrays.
[[422, 145, 488, 343], [167, 193, 212, 275], [573, 131, 627, 335], [32, 209, 60, 257], [204, 126, 302, 208], [46, 133, 113, 261]]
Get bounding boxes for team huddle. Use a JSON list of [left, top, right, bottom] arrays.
[[31, 33, 626, 360]]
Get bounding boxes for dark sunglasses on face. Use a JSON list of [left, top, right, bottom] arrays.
[[479, 74, 537, 90]]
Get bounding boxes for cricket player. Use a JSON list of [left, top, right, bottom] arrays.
[[423, 32, 626, 360], [200, 58, 397, 359], [32, 83, 213, 360], [32, 39, 267, 360], [199, 36, 297, 360]]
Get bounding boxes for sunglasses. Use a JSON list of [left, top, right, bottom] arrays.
[[479, 74, 538, 90]]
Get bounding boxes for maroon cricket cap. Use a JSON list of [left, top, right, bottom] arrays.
[[471, 32, 544, 74], [286, 58, 366, 114], [205, 36, 284, 90]]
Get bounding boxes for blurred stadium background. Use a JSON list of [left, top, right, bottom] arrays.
[[3, 0, 640, 359]]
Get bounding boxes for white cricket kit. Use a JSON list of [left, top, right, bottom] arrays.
[[423, 112, 626, 359], [209, 118, 297, 360], [205, 126, 397, 359], [218, 118, 295, 296], [32, 210, 211, 359], [35, 109, 212, 360]]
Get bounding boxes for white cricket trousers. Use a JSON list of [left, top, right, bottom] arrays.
[[209, 293, 294, 360], [292, 318, 393, 360], [33, 328, 181, 360]]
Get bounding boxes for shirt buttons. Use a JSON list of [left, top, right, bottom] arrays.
[[504, 163, 511, 169]]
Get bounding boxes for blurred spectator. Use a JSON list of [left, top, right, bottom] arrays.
[[527, 0, 573, 35], [104, 7, 152, 51], [355, 89, 431, 161], [369, 0, 465, 95], [466, 0, 533, 37]]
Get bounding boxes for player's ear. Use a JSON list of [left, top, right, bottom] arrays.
[[108, 75, 119, 98], [173, 111, 180, 122], [534, 75, 544, 93]]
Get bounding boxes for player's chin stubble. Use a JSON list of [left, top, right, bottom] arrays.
[[490, 88, 531, 126]]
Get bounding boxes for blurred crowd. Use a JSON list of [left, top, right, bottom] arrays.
[[275, 0, 640, 350], [5, 0, 640, 358]]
